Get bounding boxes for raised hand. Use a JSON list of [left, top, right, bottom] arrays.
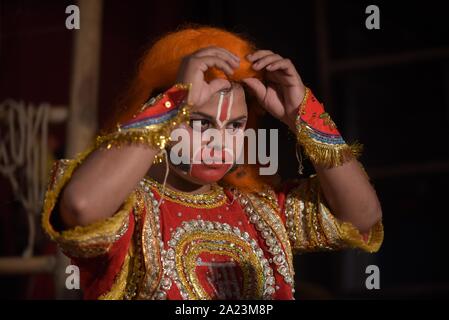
[[242, 50, 306, 130], [176, 46, 240, 107]]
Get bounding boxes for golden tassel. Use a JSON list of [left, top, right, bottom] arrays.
[[95, 105, 190, 151], [298, 124, 363, 168]]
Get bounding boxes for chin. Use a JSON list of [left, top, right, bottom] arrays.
[[171, 164, 232, 185]]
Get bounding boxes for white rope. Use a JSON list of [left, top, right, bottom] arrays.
[[0, 99, 49, 257]]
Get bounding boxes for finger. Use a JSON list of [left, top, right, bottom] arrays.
[[203, 51, 240, 68], [195, 46, 240, 64], [246, 50, 274, 62], [208, 46, 241, 61], [241, 78, 267, 103], [214, 47, 241, 62], [196, 48, 240, 68], [198, 56, 235, 75], [266, 59, 298, 76], [252, 54, 283, 71]]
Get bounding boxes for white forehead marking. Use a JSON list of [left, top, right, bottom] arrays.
[[215, 89, 234, 129], [216, 93, 224, 128]]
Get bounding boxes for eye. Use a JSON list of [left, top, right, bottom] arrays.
[[226, 121, 245, 133], [190, 119, 211, 131]]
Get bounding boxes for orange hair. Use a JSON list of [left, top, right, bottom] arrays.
[[103, 25, 278, 192]]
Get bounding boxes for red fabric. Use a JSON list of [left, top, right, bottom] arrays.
[[300, 90, 341, 135], [155, 189, 294, 300], [125, 85, 188, 123], [71, 209, 135, 299], [276, 180, 302, 226], [72, 186, 297, 300]]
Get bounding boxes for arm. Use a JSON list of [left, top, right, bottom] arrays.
[[40, 48, 239, 298], [314, 159, 381, 234], [295, 86, 382, 234], [58, 84, 192, 229], [60, 144, 158, 228], [58, 46, 240, 229], [41, 83, 192, 261], [243, 50, 382, 235]]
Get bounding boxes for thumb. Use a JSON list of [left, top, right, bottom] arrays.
[[242, 78, 267, 102]]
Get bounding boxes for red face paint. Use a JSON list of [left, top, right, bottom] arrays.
[[170, 89, 238, 183], [189, 141, 233, 183], [216, 90, 233, 128]]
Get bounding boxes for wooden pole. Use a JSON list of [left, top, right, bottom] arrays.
[[55, 0, 103, 299], [0, 256, 56, 275], [66, 0, 103, 158]]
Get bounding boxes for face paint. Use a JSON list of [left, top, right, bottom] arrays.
[[168, 88, 240, 184], [216, 89, 234, 129], [189, 111, 233, 183], [185, 89, 235, 182]]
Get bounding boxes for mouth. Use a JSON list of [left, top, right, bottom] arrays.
[[202, 162, 231, 169]]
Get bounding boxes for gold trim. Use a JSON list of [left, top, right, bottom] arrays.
[[41, 147, 134, 258], [245, 193, 295, 279], [284, 175, 383, 253], [295, 86, 363, 168], [138, 188, 163, 299], [97, 105, 191, 151], [238, 192, 295, 290], [174, 230, 265, 299], [297, 125, 363, 168], [336, 219, 384, 253], [98, 250, 132, 300], [141, 177, 227, 209]]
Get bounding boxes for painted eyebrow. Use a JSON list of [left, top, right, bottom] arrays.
[[190, 112, 247, 123]]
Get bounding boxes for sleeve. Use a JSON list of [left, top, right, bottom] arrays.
[[279, 174, 384, 253], [41, 151, 135, 259], [39, 84, 191, 298]]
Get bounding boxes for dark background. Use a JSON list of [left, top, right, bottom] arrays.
[[1, 0, 449, 299]]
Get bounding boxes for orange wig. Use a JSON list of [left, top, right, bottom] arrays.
[[104, 25, 277, 192]]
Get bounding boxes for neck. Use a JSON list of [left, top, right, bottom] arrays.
[[147, 163, 211, 194]]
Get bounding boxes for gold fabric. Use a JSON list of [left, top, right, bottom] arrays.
[[41, 152, 134, 258], [284, 174, 383, 253]]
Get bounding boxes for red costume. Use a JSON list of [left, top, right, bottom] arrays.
[[41, 27, 383, 300]]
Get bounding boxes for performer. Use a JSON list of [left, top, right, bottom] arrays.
[[42, 27, 383, 300]]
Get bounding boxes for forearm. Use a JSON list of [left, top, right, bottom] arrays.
[[59, 83, 191, 228], [60, 144, 158, 228], [313, 159, 382, 233], [292, 87, 382, 233]]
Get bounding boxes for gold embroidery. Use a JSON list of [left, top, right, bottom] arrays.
[[297, 125, 363, 168], [164, 220, 276, 300], [284, 175, 383, 253], [294, 86, 363, 168], [238, 192, 295, 290], [98, 249, 132, 300], [41, 154, 134, 258], [137, 188, 164, 299], [141, 177, 227, 209], [176, 232, 263, 300], [101, 186, 166, 300], [319, 112, 337, 130], [99, 105, 190, 151]]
